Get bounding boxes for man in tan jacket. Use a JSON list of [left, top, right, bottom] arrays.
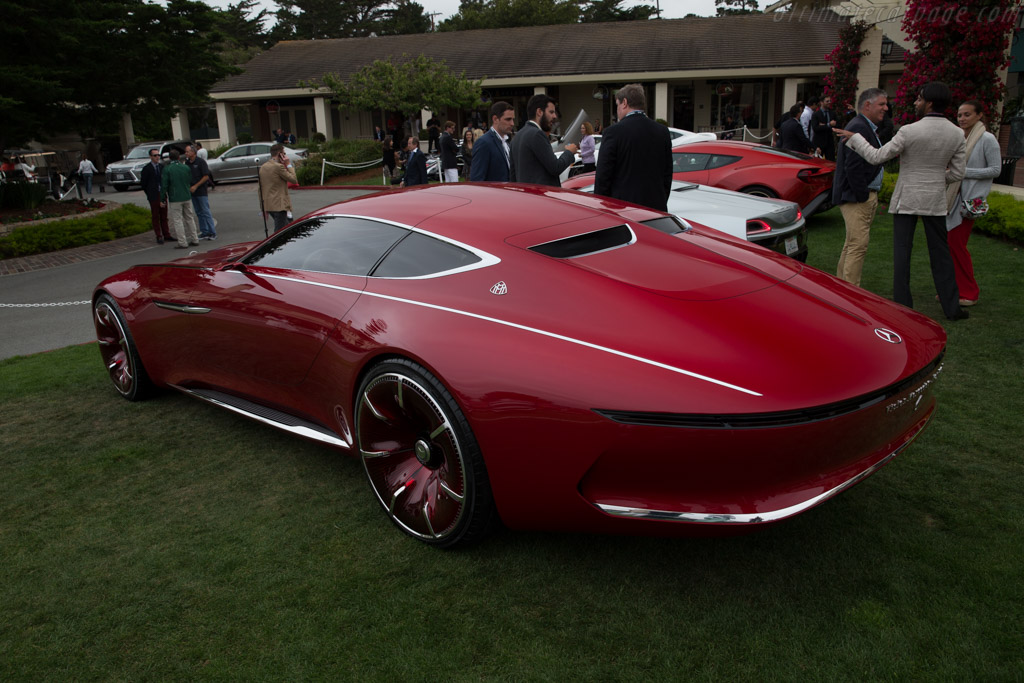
[[259, 144, 298, 233], [836, 81, 968, 320]]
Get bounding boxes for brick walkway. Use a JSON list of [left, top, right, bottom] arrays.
[[0, 231, 157, 277]]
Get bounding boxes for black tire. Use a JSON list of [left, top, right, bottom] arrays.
[[93, 293, 154, 401], [356, 359, 498, 547], [741, 185, 778, 199]]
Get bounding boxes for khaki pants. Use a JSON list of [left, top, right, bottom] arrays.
[[836, 191, 878, 287], [168, 200, 199, 247]]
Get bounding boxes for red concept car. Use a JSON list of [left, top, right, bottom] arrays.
[[94, 184, 945, 547], [671, 139, 836, 216]]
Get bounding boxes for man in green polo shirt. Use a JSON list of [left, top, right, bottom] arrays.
[[161, 148, 200, 248]]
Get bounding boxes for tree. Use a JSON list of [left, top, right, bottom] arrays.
[[822, 21, 871, 118], [211, 0, 273, 64], [581, 0, 658, 22], [0, 0, 237, 151], [273, 0, 394, 39], [715, 0, 759, 16], [303, 54, 483, 125], [378, 0, 431, 35], [438, 0, 578, 31], [893, 0, 1017, 125]]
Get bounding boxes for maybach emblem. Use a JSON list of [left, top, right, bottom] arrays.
[[874, 328, 902, 344], [490, 281, 508, 295]]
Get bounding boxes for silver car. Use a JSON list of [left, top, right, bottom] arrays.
[[206, 142, 307, 183], [564, 175, 808, 261]]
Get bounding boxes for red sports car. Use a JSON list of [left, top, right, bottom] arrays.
[[671, 139, 835, 216], [94, 184, 944, 547]]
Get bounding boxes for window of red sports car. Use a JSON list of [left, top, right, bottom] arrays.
[[672, 153, 741, 173], [244, 215, 482, 278]]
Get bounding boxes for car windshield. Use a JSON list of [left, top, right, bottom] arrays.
[[125, 146, 155, 160]]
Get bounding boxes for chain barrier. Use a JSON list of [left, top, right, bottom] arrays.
[[320, 158, 383, 185], [0, 300, 91, 308]]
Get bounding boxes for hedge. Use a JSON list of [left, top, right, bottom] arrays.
[[295, 139, 382, 186], [876, 172, 1024, 242], [0, 204, 151, 259], [0, 181, 49, 210]]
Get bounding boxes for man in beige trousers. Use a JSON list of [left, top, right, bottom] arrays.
[[836, 81, 967, 321]]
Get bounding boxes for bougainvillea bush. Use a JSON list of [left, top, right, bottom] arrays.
[[823, 20, 871, 119], [894, 0, 1017, 124]]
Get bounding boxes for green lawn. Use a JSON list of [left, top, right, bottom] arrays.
[[1, 208, 1022, 680]]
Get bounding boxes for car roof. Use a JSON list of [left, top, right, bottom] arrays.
[[308, 183, 662, 250]]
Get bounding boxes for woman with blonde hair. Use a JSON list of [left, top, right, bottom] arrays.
[[945, 100, 1000, 306]]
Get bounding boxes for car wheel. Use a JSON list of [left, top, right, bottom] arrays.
[[356, 359, 497, 547], [741, 186, 778, 199], [93, 294, 153, 401]]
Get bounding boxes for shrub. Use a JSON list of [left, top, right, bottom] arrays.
[[975, 191, 1024, 242], [878, 171, 898, 205], [0, 205, 151, 258], [0, 181, 49, 210], [295, 139, 382, 186], [237, 132, 253, 144]]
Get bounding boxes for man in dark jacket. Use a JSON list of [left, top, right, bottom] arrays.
[[779, 104, 813, 154], [509, 93, 577, 187], [439, 121, 460, 183], [140, 148, 172, 244], [470, 101, 515, 182], [401, 135, 427, 187], [833, 88, 887, 287], [594, 83, 673, 212], [811, 95, 837, 160]]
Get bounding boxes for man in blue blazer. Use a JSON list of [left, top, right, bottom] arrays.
[[401, 135, 427, 187], [471, 101, 516, 182], [833, 88, 887, 287], [595, 83, 673, 212]]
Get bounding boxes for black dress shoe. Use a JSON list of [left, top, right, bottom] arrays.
[[157, 238, 164, 245], [948, 309, 970, 321]]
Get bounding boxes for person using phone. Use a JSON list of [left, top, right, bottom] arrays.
[[259, 143, 298, 232]]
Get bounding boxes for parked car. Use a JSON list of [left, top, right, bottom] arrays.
[[558, 126, 716, 182], [104, 139, 190, 191], [205, 142, 307, 183], [94, 183, 946, 548], [669, 139, 836, 216], [562, 172, 807, 261]]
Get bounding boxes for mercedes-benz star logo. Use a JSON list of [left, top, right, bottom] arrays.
[[490, 281, 508, 295], [874, 328, 902, 344]]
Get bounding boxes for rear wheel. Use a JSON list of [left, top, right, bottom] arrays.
[[93, 294, 153, 401], [741, 185, 778, 199], [356, 359, 497, 547]]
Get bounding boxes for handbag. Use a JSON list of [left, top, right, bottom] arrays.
[[961, 196, 989, 218]]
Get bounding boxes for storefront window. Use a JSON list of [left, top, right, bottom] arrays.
[[710, 80, 768, 132]]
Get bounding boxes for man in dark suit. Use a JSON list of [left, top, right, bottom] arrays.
[[811, 95, 837, 160], [509, 93, 577, 187], [401, 135, 427, 187], [139, 148, 172, 244], [594, 83, 673, 212], [779, 104, 813, 154], [439, 120, 460, 183], [470, 101, 515, 182], [833, 88, 887, 287]]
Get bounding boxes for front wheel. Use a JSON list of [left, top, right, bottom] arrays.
[[356, 359, 498, 547], [93, 293, 153, 401]]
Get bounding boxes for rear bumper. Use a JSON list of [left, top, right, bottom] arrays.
[[803, 188, 833, 216]]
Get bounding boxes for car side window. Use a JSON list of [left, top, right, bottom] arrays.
[[706, 154, 741, 170], [245, 216, 408, 276], [372, 231, 481, 277], [224, 146, 249, 159], [672, 153, 711, 173], [250, 144, 271, 156]]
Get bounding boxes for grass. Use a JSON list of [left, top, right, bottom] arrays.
[[1, 209, 1022, 680]]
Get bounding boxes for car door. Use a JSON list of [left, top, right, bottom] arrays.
[[185, 215, 410, 391], [214, 145, 251, 181], [245, 144, 273, 179]]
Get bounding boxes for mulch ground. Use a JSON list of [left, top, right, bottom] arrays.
[[0, 198, 107, 226]]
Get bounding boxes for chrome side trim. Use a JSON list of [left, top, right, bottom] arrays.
[[155, 302, 211, 314], [172, 385, 350, 449], [595, 415, 929, 524], [256, 272, 762, 397]]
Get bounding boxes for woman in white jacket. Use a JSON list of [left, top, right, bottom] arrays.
[[946, 100, 1000, 306]]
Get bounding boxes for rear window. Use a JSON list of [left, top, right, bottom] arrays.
[[752, 145, 816, 161], [372, 232, 481, 277]]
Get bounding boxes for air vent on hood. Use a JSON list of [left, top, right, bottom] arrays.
[[529, 224, 634, 258]]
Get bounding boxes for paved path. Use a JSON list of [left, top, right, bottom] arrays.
[[0, 184, 377, 360]]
